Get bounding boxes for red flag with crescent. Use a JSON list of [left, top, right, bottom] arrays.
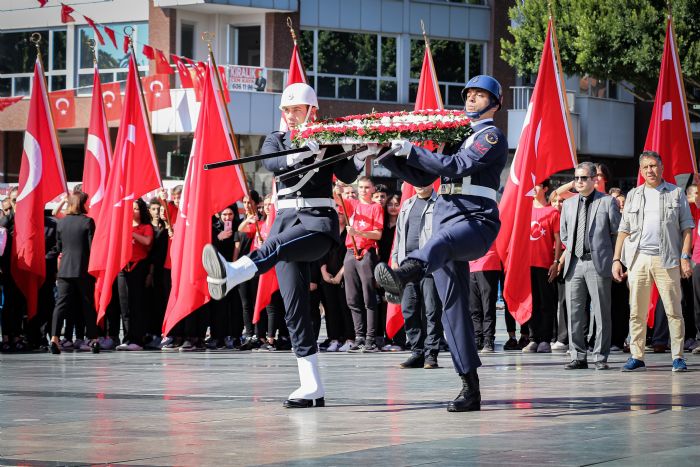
[[171, 55, 194, 88], [162, 59, 247, 335], [12, 58, 68, 319], [83, 65, 113, 221], [88, 54, 162, 324], [101, 81, 122, 121], [48, 89, 76, 129], [143, 74, 172, 111], [495, 19, 577, 324]]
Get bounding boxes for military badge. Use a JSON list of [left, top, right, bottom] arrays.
[[484, 132, 498, 145]]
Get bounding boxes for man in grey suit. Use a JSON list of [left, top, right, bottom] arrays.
[[560, 162, 621, 370]]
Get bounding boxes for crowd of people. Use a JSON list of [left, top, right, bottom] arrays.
[[0, 158, 699, 369]]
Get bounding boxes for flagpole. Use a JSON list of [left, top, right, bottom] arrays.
[[123, 27, 173, 226], [286, 16, 308, 82], [202, 32, 262, 243], [547, 7, 578, 166], [30, 32, 69, 194]]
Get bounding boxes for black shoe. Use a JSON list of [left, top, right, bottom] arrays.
[[424, 352, 439, 369], [475, 336, 484, 351], [374, 259, 426, 297], [384, 291, 401, 304], [90, 340, 101, 354], [49, 342, 61, 355], [564, 359, 588, 370], [503, 337, 519, 351], [400, 353, 425, 368], [517, 336, 530, 350], [447, 370, 481, 412], [283, 397, 325, 408], [595, 361, 610, 370]]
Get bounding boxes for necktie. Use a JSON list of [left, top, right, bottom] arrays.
[[575, 198, 587, 258]]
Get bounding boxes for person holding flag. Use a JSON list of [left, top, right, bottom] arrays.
[[202, 82, 368, 408], [373, 75, 507, 412]]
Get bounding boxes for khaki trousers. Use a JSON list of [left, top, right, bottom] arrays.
[[628, 253, 685, 360]]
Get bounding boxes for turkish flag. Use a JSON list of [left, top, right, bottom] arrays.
[[88, 54, 162, 324], [155, 49, 174, 75], [83, 16, 105, 46], [162, 59, 247, 335], [253, 185, 277, 323], [279, 42, 307, 131], [142, 45, 155, 60], [49, 89, 76, 129], [143, 74, 172, 111], [0, 96, 23, 112], [218, 65, 230, 103], [12, 58, 68, 319], [385, 42, 444, 338], [60, 3, 75, 23], [192, 62, 207, 102], [495, 19, 577, 324], [640, 18, 696, 326], [83, 66, 113, 221], [104, 26, 117, 48], [172, 55, 193, 88], [101, 81, 122, 121]]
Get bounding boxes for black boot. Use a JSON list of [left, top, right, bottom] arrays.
[[374, 259, 426, 301], [447, 370, 481, 412]]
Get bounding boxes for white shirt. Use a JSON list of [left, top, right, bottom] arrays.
[[639, 185, 661, 256]]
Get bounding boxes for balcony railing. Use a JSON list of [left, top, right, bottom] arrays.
[[511, 86, 576, 112]]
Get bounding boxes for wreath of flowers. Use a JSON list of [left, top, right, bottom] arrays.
[[292, 109, 473, 146]]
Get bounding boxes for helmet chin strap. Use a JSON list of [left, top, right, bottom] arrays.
[[303, 106, 315, 124], [465, 100, 498, 119]]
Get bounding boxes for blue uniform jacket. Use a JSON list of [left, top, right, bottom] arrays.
[[380, 119, 508, 233], [261, 131, 361, 243]]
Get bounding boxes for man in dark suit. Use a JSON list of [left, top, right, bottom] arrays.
[[560, 162, 620, 370], [203, 83, 368, 408]]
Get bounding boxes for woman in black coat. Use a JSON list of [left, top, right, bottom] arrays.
[[50, 192, 100, 354]]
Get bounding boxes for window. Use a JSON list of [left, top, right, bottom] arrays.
[[0, 29, 67, 96], [301, 29, 398, 102], [409, 38, 484, 107], [181, 23, 195, 60], [76, 22, 149, 94], [228, 26, 261, 66], [579, 76, 620, 100]]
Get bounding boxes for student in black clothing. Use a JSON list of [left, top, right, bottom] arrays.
[[144, 198, 169, 349], [50, 192, 100, 354], [235, 191, 263, 349]]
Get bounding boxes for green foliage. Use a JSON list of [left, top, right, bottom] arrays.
[[501, 0, 700, 98]]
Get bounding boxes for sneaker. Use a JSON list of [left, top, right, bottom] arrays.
[[60, 339, 74, 351], [522, 341, 538, 353], [326, 340, 341, 352], [517, 336, 530, 350], [537, 341, 552, 353], [73, 339, 86, 350], [400, 353, 425, 368], [239, 336, 259, 351], [693, 346, 700, 355], [480, 340, 495, 353], [551, 341, 568, 352], [594, 361, 610, 370], [503, 337, 519, 351], [610, 345, 622, 352], [276, 337, 292, 351], [205, 339, 219, 350], [621, 357, 646, 372], [424, 353, 439, 369], [318, 338, 331, 351], [684, 338, 698, 351], [475, 337, 484, 351], [79, 340, 92, 352], [99, 337, 115, 350], [361, 343, 379, 353], [256, 342, 276, 351], [126, 343, 143, 351], [385, 344, 404, 352], [339, 340, 354, 352], [116, 342, 130, 351], [179, 340, 195, 352], [348, 339, 365, 353], [224, 336, 235, 350], [161, 341, 181, 351], [672, 358, 688, 372]]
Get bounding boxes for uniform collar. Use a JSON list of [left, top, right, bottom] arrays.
[[471, 118, 494, 129]]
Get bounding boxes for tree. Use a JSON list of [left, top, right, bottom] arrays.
[[501, 0, 700, 106]]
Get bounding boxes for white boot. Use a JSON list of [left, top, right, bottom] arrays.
[[284, 353, 325, 408], [202, 244, 257, 300]]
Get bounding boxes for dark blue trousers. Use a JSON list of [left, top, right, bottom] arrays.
[[247, 223, 333, 358]]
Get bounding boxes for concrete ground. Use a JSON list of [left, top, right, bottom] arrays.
[[1, 319, 699, 466]]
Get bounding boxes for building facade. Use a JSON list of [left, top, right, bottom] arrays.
[[0, 0, 513, 194]]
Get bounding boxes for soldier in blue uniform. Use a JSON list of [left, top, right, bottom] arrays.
[[374, 75, 508, 412], [202, 83, 367, 408]]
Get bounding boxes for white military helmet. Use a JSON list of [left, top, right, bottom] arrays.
[[279, 82, 318, 110]]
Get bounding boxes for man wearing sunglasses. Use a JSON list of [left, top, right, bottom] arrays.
[[559, 162, 620, 370]]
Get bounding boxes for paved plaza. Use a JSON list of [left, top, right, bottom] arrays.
[[1, 319, 700, 466]]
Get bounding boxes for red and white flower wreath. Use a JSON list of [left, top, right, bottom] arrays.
[[292, 109, 473, 146]]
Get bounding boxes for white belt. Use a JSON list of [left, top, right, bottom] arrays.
[[275, 197, 336, 210], [438, 180, 498, 201]]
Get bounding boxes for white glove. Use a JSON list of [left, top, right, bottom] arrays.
[[354, 143, 382, 163], [391, 139, 413, 157], [306, 139, 321, 155], [286, 139, 322, 166]]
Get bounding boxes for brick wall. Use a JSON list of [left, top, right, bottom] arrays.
[[491, 0, 516, 134], [265, 12, 300, 69]]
